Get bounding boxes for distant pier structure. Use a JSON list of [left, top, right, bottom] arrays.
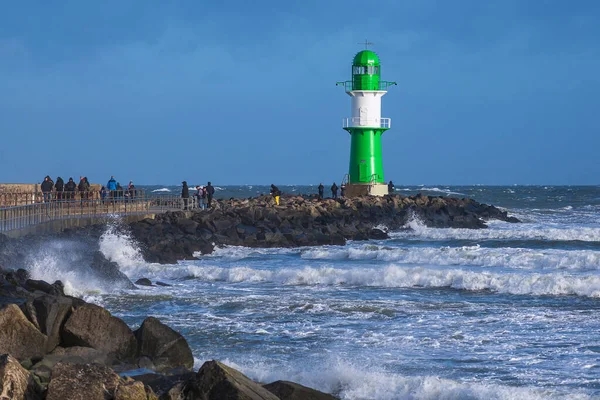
[[337, 44, 396, 197]]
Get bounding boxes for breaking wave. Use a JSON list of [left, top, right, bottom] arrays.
[[178, 263, 600, 298], [224, 356, 589, 400], [300, 245, 600, 271], [397, 216, 600, 242]]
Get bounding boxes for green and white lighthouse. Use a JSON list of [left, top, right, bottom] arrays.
[[337, 47, 396, 197]]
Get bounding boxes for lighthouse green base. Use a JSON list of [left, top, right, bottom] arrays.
[[346, 127, 388, 184]]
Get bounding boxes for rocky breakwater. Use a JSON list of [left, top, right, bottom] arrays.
[[0, 266, 338, 399], [131, 194, 519, 263]]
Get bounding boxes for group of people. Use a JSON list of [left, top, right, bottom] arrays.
[[40, 175, 91, 202], [100, 176, 136, 201], [181, 181, 215, 210], [39, 175, 137, 203], [317, 182, 346, 200]]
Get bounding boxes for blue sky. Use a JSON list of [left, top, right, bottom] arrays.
[[1, 0, 599, 185]]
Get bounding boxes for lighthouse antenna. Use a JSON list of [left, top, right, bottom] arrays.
[[359, 40, 374, 49]]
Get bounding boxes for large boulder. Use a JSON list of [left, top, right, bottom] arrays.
[[134, 317, 193, 372], [263, 380, 338, 400], [0, 354, 42, 400], [134, 372, 195, 398], [114, 378, 157, 400], [0, 304, 47, 360], [61, 304, 137, 360], [21, 295, 76, 353], [46, 363, 119, 400], [189, 360, 279, 400], [31, 347, 111, 384], [89, 251, 136, 290]]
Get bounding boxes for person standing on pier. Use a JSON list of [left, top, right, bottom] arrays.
[[181, 181, 190, 210], [107, 176, 117, 199], [318, 183, 324, 200], [65, 177, 76, 200], [127, 181, 136, 200], [388, 180, 395, 194], [331, 182, 338, 199], [206, 182, 215, 209], [41, 176, 53, 203], [78, 176, 90, 202], [55, 177, 64, 201]]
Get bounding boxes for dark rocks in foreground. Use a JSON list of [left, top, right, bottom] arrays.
[[130, 194, 519, 263], [0, 270, 338, 399]]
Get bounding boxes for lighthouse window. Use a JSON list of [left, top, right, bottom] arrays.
[[353, 66, 366, 75]]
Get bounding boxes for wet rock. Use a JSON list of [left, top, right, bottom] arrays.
[[134, 317, 193, 372], [46, 363, 121, 400], [21, 294, 74, 353], [30, 347, 111, 383], [0, 354, 42, 400], [135, 278, 153, 287], [135, 372, 195, 398], [263, 380, 339, 400], [89, 251, 136, 290], [0, 304, 47, 360], [114, 378, 153, 400], [369, 228, 388, 240], [189, 360, 279, 400], [61, 304, 137, 361], [155, 282, 171, 287]]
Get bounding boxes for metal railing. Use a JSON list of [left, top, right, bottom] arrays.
[[336, 81, 397, 92], [342, 117, 391, 129], [147, 194, 209, 213], [0, 190, 216, 233]]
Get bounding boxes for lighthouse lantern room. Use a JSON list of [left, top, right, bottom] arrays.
[[336, 48, 396, 197]]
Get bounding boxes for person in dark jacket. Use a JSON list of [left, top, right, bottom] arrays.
[[206, 181, 215, 209], [78, 176, 86, 200], [388, 180, 395, 194], [65, 177, 77, 200], [41, 176, 53, 203], [127, 181, 136, 201], [100, 186, 108, 203], [340, 183, 346, 198], [116, 182, 124, 199], [55, 177, 64, 201], [331, 182, 338, 199], [270, 184, 281, 206], [318, 183, 324, 200], [181, 181, 190, 210]]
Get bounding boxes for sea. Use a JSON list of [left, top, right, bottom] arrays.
[[25, 185, 600, 399]]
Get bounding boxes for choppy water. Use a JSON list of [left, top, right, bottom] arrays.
[[26, 186, 600, 399]]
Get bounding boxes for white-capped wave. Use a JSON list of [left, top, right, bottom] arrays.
[[398, 216, 600, 242], [180, 264, 600, 297], [301, 245, 600, 271], [414, 187, 466, 196], [197, 246, 295, 260], [24, 238, 120, 296], [152, 188, 171, 192], [218, 357, 586, 400]]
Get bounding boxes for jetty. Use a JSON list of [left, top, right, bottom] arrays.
[[0, 186, 194, 238]]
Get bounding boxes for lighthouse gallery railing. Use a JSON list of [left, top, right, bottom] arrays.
[[342, 117, 391, 129]]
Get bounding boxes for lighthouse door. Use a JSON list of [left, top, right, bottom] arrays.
[[359, 107, 368, 126], [359, 160, 367, 181]]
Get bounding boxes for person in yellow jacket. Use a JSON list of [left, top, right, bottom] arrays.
[[270, 184, 281, 206]]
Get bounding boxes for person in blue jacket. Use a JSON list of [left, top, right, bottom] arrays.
[[107, 176, 117, 198]]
